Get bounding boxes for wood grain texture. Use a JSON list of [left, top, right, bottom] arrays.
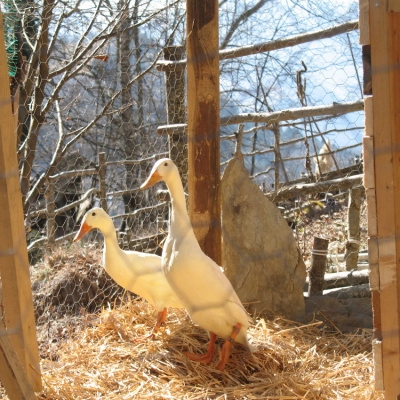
[[369, 0, 400, 395], [0, 327, 36, 400], [359, 0, 370, 45], [0, 12, 42, 392], [186, 0, 221, 264]]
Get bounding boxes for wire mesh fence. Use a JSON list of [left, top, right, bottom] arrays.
[[0, 0, 369, 379]]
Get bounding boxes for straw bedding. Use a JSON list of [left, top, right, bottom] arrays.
[[37, 297, 382, 399]]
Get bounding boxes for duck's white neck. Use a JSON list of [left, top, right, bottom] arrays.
[[101, 227, 121, 273], [165, 172, 191, 230], [101, 226, 119, 252]]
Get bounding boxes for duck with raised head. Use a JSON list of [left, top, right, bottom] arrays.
[[140, 158, 255, 370], [73, 207, 184, 337]]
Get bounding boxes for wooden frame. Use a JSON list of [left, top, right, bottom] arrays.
[[1, 0, 400, 396], [362, 0, 400, 396], [0, 12, 42, 397]]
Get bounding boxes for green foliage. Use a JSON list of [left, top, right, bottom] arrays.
[[3, 0, 19, 77], [2, 0, 38, 77]]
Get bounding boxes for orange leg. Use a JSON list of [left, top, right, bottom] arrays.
[[216, 322, 242, 371], [133, 308, 167, 342], [186, 332, 217, 365], [153, 307, 168, 333]]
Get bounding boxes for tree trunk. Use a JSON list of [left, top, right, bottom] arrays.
[[118, 1, 145, 232], [19, 0, 55, 209]]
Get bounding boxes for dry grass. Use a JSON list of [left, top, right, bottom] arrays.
[[36, 297, 382, 400], [1, 203, 378, 399]]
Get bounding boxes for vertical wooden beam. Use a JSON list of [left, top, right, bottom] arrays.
[[186, 0, 221, 263], [0, 321, 37, 400], [359, 0, 370, 45], [369, 0, 400, 396], [363, 98, 382, 376], [0, 13, 42, 392]]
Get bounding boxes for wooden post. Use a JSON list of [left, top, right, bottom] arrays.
[[0, 12, 42, 392], [344, 187, 361, 271], [98, 152, 107, 213], [186, 0, 221, 263], [162, 46, 188, 188], [308, 237, 329, 296], [368, 0, 400, 396], [0, 320, 36, 400], [363, 95, 383, 390]]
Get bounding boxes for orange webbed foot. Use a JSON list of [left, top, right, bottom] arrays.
[[216, 322, 242, 371], [186, 332, 217, 365]]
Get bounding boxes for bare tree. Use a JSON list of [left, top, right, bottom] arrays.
[[3, 0, 363, 245], [9, 0, 177, 217]]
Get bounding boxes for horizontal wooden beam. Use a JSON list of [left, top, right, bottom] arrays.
[[157, 20, 358, 71], [265, 174, 363, 203], [157, 100, 364, 135]]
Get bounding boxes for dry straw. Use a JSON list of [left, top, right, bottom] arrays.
[[37, 297, 382, 399]]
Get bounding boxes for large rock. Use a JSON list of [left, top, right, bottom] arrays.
[[221, 153, 306, 320]]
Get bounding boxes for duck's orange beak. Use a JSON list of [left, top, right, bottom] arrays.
[[140, 170, 162, 189], [73, 221, 93, 242]]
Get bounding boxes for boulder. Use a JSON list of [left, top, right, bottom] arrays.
[[221, 152, 306, 320]]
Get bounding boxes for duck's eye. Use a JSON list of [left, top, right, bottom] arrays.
[[164, 162, 168, 167], [92, 212, 96, 216]]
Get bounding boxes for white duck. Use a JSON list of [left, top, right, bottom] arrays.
[[140, 158, 255, 370], [73, 207, 183, 337]]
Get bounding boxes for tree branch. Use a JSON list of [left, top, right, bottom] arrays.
[[220, 0, 271, 49]]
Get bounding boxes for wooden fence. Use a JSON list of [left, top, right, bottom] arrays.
[[2, 0, 400, 397], [25, 141, 364, 253], [18, 14, 364, 254]]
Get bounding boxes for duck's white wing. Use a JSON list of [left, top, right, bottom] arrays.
[[130, 266, 183, 310], [103, 249, 181, 309], [125, 250, 164, 276], [165, 238, 249, 329]]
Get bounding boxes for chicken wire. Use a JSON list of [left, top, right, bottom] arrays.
[[0, 0, 368, 363]]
